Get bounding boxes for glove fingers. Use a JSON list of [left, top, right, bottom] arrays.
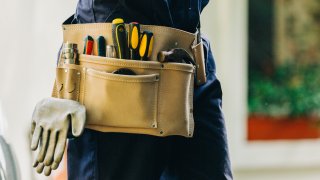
[[37, 129, 49, 163], [36, 163, 45, 174], [44, 166, 52, 176], [43, 130, 58, 166], [31, 122, 36, 135], [32, 157, 39, 168], [52, 130, 68, 170], [71, 106, 86, 137], [31, 126, 43, 151]]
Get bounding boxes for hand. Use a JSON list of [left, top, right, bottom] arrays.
[[31, 97, 86, 176]]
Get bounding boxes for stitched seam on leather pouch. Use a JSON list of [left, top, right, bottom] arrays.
[[65, 24, 195, 40], [152, 81, 159, 128], [156, 68, 164, 134], [80, 58, 161, 69], [189, 74, 195, 136], [163, 67, 194, 72], [80, 68, 87, 105], [75, 71, 81, 102], [87, 73, 157, 83], [64, 25, 112, 31], [81, 58, 194, 72]]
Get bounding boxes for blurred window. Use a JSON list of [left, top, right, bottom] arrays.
[[248, 0, 320, 140]]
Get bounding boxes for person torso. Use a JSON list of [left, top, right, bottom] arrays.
[[75, 0, 209, 33]]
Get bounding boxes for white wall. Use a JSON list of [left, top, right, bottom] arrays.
[[0, 1, 77, 179], [201, 0, 248, 171]]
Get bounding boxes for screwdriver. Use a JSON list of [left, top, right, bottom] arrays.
[[83, 35, 94, 55], [139, 31, 154, 61], [112, 18, 128, 59], [128, 22, 141, 60], [97, 36, 106, 57]]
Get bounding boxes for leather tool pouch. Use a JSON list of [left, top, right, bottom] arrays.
[[52, 23, 207, 137]]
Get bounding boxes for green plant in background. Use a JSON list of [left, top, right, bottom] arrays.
[[249, 62, 320, 119]]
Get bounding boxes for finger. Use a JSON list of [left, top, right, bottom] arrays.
[[33, 157, 39, 168], [71, 106, 86, 137], [44, 166, 52, 176], [37, 129, 49, 163], [31, 126, 43, 151], [36, 163, 45, 174], [31, 122, 36, 135], [44, 131, 58, 166], [52, 130, 67, 170]]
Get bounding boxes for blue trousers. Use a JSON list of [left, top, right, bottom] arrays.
[[67, 33, 233, 179]]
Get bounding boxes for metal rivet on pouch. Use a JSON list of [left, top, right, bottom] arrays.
[[155, 75, 159, 80], [160, 131, 164, 135], [77, 72, 81, 75], [152, 124, 156, 128], [189, 134, 192, 137], [193, 66, 197, 70], [64, 69, 68, 73]]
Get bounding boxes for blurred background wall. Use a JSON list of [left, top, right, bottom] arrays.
[[0, 1, 77, 179], [1, 0, 320, 180], [202, 0, 320, 180]]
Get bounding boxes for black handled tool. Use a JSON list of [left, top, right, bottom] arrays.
[[97, 36, 106, 57], [139, 31, 154, 61], [128, 22, 141, 60], [112, 18, 128, 59]]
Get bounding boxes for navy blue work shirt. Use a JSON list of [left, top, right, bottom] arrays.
[[75, 0, 209, 33]]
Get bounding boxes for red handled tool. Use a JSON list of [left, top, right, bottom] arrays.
[[83, 35, 94, 55]]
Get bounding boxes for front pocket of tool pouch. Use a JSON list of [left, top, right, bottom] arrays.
[[55, 67, 81, 101], [83, 68, 159, 129]]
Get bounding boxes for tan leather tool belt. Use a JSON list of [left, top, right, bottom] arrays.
[[52, 23, 207, 137]]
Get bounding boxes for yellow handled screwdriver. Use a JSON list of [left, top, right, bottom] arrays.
[[112, 18, 128, 59], [128, 22, 141, 60], [139, 31, 154, 61]]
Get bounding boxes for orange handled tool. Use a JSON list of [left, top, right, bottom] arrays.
[[83, 35, 94, 55]]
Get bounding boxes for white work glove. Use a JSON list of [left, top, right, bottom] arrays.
[[31, 97, 86, 176]]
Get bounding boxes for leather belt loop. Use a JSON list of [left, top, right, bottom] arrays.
[[192, 30, 207, 86]]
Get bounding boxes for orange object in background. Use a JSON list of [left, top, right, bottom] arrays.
[[248, 115, 320, 141]]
